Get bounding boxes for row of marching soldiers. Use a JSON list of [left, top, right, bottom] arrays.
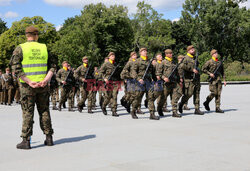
[[51, 45, 226, 120], [0, 68, 20, 105]]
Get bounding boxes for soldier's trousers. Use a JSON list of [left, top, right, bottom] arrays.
[[158, 83, 182, 112], [20, 83, 53, 138], [15, 88, 20, 102], [3, 88, 13, 104], [0, 91, 3, 103], [49, 88, 57, 107], [180, 81, 201, 109], [206, 80, 222, 108], [102, 84, 119, 111], [78, 86, 93, 109], [92, 90, 97, 106], [75, 87, 80, 104], [59, 86, 74, 108]]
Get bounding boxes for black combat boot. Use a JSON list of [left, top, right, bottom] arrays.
[[178, 103, 183, 114], [63, 102, 66, 108], [52, 106, 58, 110], [203, 101, 210, 111], [16, 137, 31, 149], [136, 109, 144, 114], [112, 110, 119, 117], [77, 104, 83, 113], [216, 107, 224, 113], [131, 110, 138, 119], [101, 105, 107, 115], [120, 98, 126, 107], [162, 107, 170, 112], [150, 112, 160, 120], [88, 109, 94, 114], [58, 103, 62, 111], [157, 108, 164, 116], [172, 110, 182, 118], [125, 103, 131, 113], [44, 135, 54, 146], [183, 104, 190, 110], [83, 103, 86, 107], [144, 100, 148, 108], [194, 108, 204, 115]]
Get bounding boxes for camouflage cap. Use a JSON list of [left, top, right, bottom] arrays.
[[139, 48, 147, 52], [62, 61, 68, 65], [108, 52, 115, 57], [210, 49, 217, 56], [82, 56, 88, 60], [130, 51, 137, 57], [25, 26, 39, 34], [165, 49, 173, 54], [187, 45, 194, 52]]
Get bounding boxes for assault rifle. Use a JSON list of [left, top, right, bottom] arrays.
[[104, 63, 120, 87], [82, 64, 92, 87], [166, 57, 184, 83], [208, 57, 226, 82], [193, 52, 200, 81], [63, 70, 74, 88]]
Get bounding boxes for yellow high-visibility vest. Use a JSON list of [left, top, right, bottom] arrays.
[[19, 42, 48, 83]]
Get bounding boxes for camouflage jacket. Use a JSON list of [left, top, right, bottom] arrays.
[[74, 65, 92, 83], [9, 40, 55, 80], [56, 68, 74, 86], [181, 55, 200, 81], [202, 58, 225, 82], [120, 59, 135, 80], [99, 61, 118, 81], [161, 59, 182, 83], [131, 57, 155, 81], [12, 74, 19, 88], [1, 73, 14, 89]]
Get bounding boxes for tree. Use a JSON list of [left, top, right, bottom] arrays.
[[53, 3, 134, 68], [180, 0, 250, 63], [0, 16, 59, 68], [0, 18, 8, 35], [132, 1, 175, 56]]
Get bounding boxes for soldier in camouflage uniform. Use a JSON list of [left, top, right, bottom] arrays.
[[100, 52, 120, 117], [1, 68, 14, 105], [156, 49, 183, 117], [0, 70, 3, 105], [74, 56, 94, 113], [12, 72, 20, 103], [49, 67, 58, 110], [56, 61, 75, 111], [10, 26, 54, 149], [178, 45, 204, 115], [202, 49, 226, 113], [130, 48, 160, 120], [91, 67, 99, 110]]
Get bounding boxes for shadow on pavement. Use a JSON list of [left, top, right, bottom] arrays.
[[32, 134, 96, 149]]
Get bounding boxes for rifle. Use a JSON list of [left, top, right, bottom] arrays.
[[82, 64, 92, 87], [141, 50, 157, 81], [208, 57, 226, 82], [104, 63, 120, 87], [193, 52, 199, 81], [167, 57, 184, 83], [62, 70, 73, 88]]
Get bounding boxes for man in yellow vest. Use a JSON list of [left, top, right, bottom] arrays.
[[10, 26, 54, 149]]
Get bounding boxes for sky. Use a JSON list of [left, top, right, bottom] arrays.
[[0, 0, 249, 31]]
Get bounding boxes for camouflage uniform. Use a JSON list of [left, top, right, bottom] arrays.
[[74, 64, 93, 111], [49, 73, 58, 109], [9, 42, 54, 138], [202, 58, 225, 109], [156, 59, 182, 116], [12, 74, 20, 103], [179, 54, 202, 113], [56, 68, 75, 110], [130, 57, 159, 120], [99, 61, 119, 114], [0, 74, 3, 104], [1, 73, 14, 105], [92, 70, 100, 108]]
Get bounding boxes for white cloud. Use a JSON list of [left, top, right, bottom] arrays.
[[172, 18, 180, 22], [0, 0, 27, 6], [239, 1, 250, 9], [43, 0, 184, 12], [56, 24, 63, 31], [3, 11, 19, 18]]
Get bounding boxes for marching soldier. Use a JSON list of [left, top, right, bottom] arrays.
[[92, 67, 99, 110], [1, 68, 14, 105], [100, 52, 120, 117], [178, 45, 204, 115], [130, 48, 160, 120], [74, 56, 94, 113], [49, 67, 58, 110], [156, 49, 183, 117], [202, 49, 226, 113], [10, 26, 54, 149], [56, 61, 75, 111], [98, 57, 109, 107]]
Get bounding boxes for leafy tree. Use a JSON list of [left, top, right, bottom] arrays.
[[0, 16, 59, 68], [53, 3, 134, 68], [0, 18, 8, 35]]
